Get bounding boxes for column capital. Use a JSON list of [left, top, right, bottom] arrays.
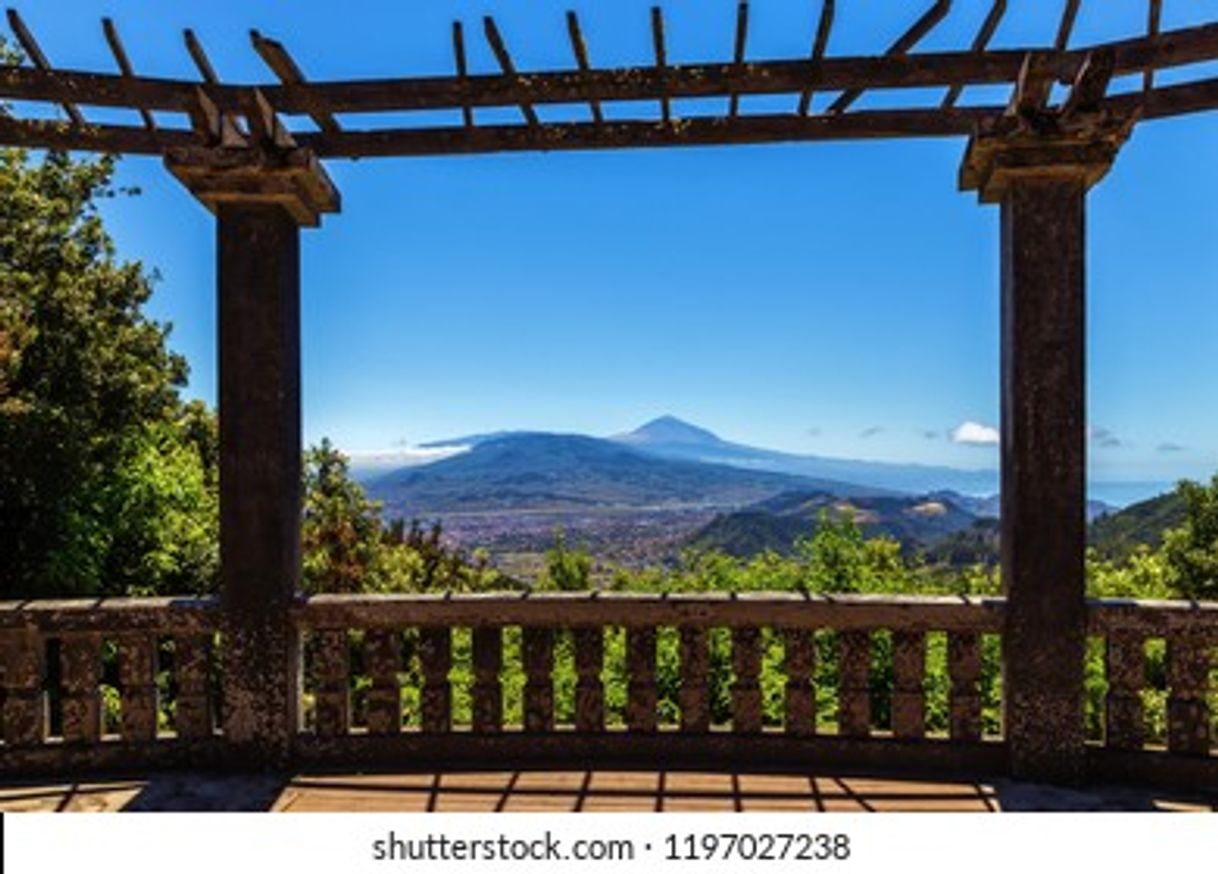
[[960, 109, 1137, 204], [165, 144, 340, 227]]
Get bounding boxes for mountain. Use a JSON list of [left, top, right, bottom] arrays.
[[692, 491, 979, 557], [1089, 489, 1186, 560], [612, 416, 999, 495], [928, 490, 1116, 523], [366, 432, 889, 516]]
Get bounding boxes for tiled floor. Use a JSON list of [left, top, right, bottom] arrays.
[[0, 770, 1212, 812]]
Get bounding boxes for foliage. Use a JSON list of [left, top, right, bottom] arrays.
[[1162, 475, 1218, 601], [0, 142, 217, 598]]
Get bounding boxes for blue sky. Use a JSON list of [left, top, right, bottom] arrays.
[[10, 0, 1218, 487]]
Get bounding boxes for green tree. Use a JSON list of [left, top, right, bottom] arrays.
[[1162, 476, 1218, 601], [0, 139, 217, 597], [301, 438, 387, 594]]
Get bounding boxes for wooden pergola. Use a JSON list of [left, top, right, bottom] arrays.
[[3, 1, 1217, 786]]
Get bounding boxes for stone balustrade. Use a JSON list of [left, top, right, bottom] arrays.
[[0, 592, 1213, 788]]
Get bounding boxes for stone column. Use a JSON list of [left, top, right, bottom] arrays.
[[167, 144, 339, 766], [960, 109, 1132, 784]]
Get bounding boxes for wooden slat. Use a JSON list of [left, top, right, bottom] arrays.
[[728, 2, 749, 119], [0, 629, 45, 747], [101, 18, 156, 131], [471, 627, 502, 733], [678, 627, 710, 732], [837, 631, 871, 737], [565, 11, 603, 125], [942, 0, 1008, 108], [891, 630, 926, 739], [5, 9, 84, 126], [798, 0, 836, 115], [947, 631, 982, 742], [117, 632, 158, 742], [574, 628, 604, 732], [418, 627, 451, 733], [829, 0, 952, 113], [364, 629, 401, 735], [173, 634, 212, 738], [483, 16, 538, 126], [1167, 632, 1212, 756], [1145, 0, 1163, 91], [313, 628, 349, 738], [651, 6, 671, 124], [1055, 0, 1082, 52], [522, 627, 554, 732], [782, 629, 815, 736], [250, 29, 341, 135], [59, 632, 101, 744], [1104, 630, 1144, 751], [731, 627, 763, 734], [626, 627, 658, 732], [452, 22, 474, 129]]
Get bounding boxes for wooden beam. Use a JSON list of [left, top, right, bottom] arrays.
[[483, 16, 538, 126], [250, 30, 341, 136], [101, 18, 156, 131], [2, 22, 1218, 118], [5, 9, 84, 126], [829, 0, 951, 113], [651, 6, 671, 124], [729, 2, 749, 119], [798, 0, 836, 115], [565, 11, 603, 125], [4, 73, 1218, 160], [942, 0, 1007, 108]]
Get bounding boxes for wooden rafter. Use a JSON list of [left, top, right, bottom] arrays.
[[101, 18, 156, 132], [942, 0, 1008, 109], [798, 0, 835, 115], [829, 0, 951, 114], [565, 11, 602, 125], [452, 22, 474, 129], [650, 6, 670, 124], [250, 30, 341, 136], [483, 16, 538, 127], [6, 8, 83, 126], [729, 2, 749, 119]]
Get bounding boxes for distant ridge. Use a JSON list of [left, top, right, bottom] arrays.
[[365, 432, 889, 516]]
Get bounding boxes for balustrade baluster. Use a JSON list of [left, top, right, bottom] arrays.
[[626, 627, 657, 732], [0, 629, 45, 746], [364, 629, 401, 735], [892, 630, 926, 740], [118, 632, 158, 742], [522, 627, 554, 732], [732, 627, 762, 734], [314, 628, 350, 737], [1167, 631, 1211, 755], [678, 627, 709, 732], [783, 629, 815, 737], [419, 627, 452, 733], [948, 631, 982, 742], [174, 634, 212, 738], [1104, 630, 1144, 750], [471, 627, 503, 733], [574, 627, 604, 732], [60, 632, 101, 744], [838, 630, 871, 737]]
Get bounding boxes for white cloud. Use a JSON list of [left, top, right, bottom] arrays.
[[951, 421, 1000, 446], [345, 444, 470, 472]]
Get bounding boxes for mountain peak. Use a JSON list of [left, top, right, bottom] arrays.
[[618, 415, 725, 447]]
